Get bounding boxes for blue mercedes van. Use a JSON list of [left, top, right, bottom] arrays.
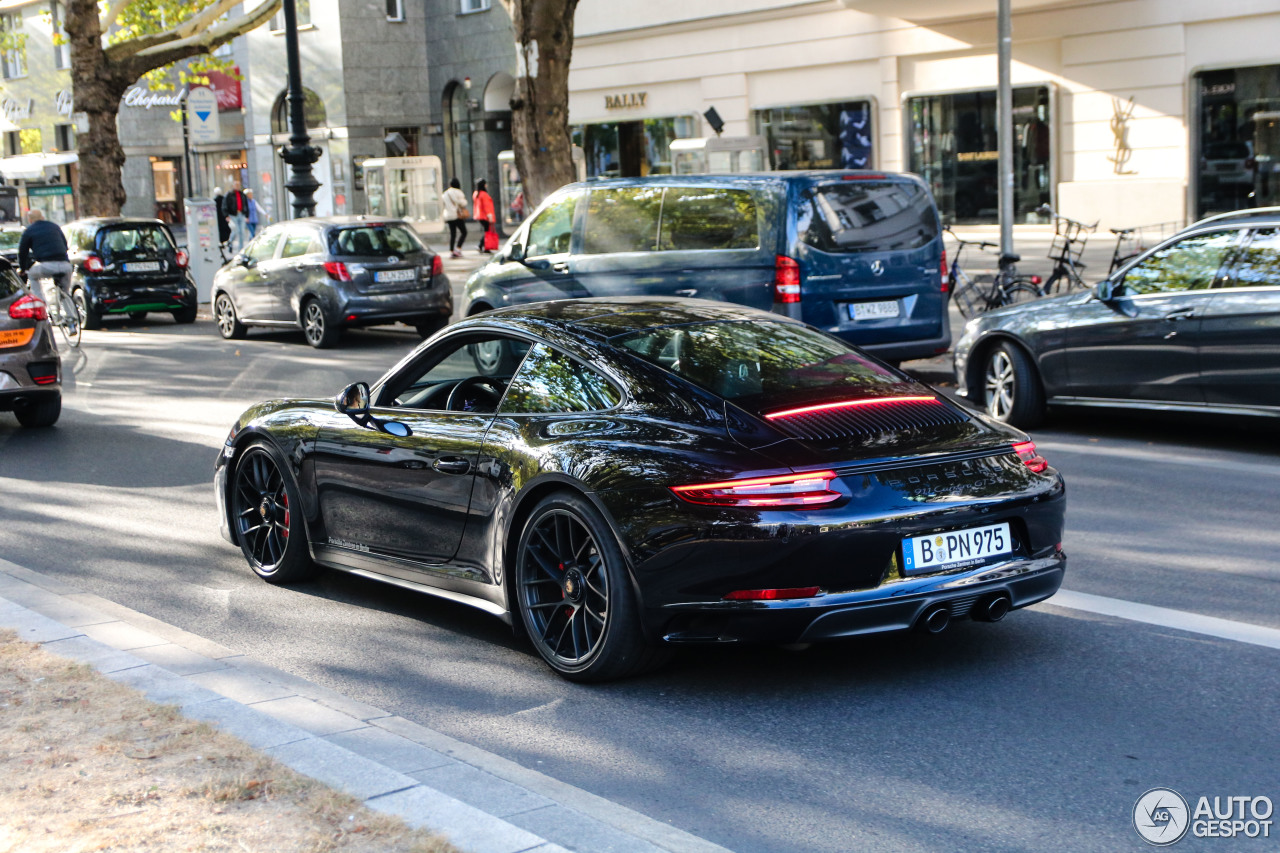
[[462, 172, 949, 362]]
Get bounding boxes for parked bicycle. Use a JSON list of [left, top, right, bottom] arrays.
[[1036, 203, 1095, 294], [25, 272, 81, 349], [946, 228, 1044, 319], [1108, 220, 1182, 274]]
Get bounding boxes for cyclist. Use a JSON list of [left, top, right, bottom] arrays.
[[18, 209, 73, 320]]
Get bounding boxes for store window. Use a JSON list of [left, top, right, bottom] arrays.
[[754, 101, 873, 170], [54, 124, 74, 152], [19, 128, 41, 155], [1194, 65, 1280, 218], [51, 3, 70, 70], [906, 86, 1052, 225], [572, 117, 696, 178]]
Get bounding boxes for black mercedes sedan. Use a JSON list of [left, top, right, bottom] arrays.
[[212, 217, 451, 348], [955, 207, 1280, 427], [215, 298, 1066, 681], [64, 218, 198, 328]]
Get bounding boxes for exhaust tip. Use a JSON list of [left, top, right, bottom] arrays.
[[918, 604, 950, 634], [976, 594, 1012, 623]]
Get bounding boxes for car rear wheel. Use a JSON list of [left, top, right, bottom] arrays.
[[515, 491, 668, 682], [14, 394, 60, 428], [231, 442, 317, 584], [215, 293, 247, 339], [73, 288, 101, 330], [982, 341, 1044, 428], [172, 305, 197, 324], [302, 299, 341, 348]]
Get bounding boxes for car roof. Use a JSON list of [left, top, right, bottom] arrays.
[[69, 217, 171, 230], [559, 170, 922, 193], [1192, 207, 1280, 227], [276, 216, 415, 229], [472, 296, 804, 339]]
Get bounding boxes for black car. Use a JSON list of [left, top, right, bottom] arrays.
[[215, 298, 1066, 681], [955, 207, 1280, 426], [212, 216, 451, 348], [64, 218, 198, 328]]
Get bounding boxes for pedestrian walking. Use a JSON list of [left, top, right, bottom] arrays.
[[442, 177, 469, 259], [245, 189, 267, 238], [18, 209, 72, 321], [473, 179, 496, 253], [213, 187, 232, 254], [224, 185, 249, 250]]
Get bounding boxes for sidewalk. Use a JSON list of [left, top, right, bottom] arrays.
[[0, 557, 732, 853]]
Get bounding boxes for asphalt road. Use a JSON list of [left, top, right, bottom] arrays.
[[2, 316, 1278, 852]]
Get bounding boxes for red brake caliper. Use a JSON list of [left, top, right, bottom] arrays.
[[281, 493, 289, 538]]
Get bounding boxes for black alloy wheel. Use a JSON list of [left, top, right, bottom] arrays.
[[982, 341, 1044, 428], [231, 443, 317, 583], [215, 293, 247, 339], [515, 492, 665, 681], [73, 288, 101, 330], [302, 298, 341, 348]]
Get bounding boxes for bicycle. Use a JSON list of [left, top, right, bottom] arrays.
[[1036, 203, 1095, 294], [1108, 220, 1182, 274], [26, 272, 81, 348], [946, 228, 1044, 319]]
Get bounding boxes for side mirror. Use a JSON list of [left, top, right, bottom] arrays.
[[508, 243, 526, 263], [1094, 278, 1119, 302], [335, 381, 370, 416], [237, 254, 255, 268]]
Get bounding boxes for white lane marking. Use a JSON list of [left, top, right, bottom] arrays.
[[1048, 589, 1280, 651], [1035, 440, 1280, 477]]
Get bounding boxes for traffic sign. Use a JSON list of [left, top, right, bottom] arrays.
[[188, 87, 220, 144]]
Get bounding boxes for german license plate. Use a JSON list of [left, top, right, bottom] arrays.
[[902, 522, 1013, 575], [124, 261, 161, 273], [375, 268, 416, 283], [850, 300, 899, 320]]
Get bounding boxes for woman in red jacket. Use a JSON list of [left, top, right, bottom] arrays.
[[472, 179, 496, 253]]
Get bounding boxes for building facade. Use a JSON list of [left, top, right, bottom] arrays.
[[567, 0, 1280, 229]]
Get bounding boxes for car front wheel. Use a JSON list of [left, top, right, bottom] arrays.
[[230, 442, 317, 584], [982, 341, 1044, 428], [215, 293, 246, 339]]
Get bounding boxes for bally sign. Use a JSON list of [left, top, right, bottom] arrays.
[[604, 92, 647, 110], [123, 86, 187, 109]]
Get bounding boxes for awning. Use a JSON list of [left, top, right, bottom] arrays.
[[0, 152, 79, 181]]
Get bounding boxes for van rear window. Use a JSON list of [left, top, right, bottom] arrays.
[[799, 181, 938, 253]]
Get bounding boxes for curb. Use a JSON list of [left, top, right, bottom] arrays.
[[0, 558, 732, 853]]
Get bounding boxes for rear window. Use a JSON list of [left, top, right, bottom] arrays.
[[615, 320, 897, 403], [581, 186, 761, 255], [97, 225, 175, 259], [330, 224, 425, 257], [798, 181, 938, 254]]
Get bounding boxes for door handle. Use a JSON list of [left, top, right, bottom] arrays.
[[552, 262, 570, 274], [432, 457, 471, 475], [1164, 309, 1196, 321]]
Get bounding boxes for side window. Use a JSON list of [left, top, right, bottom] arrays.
[[280, 229, 316, 259], [246, 230, 282, 263], [1123, 230, 1239, 295], [380, 334, 532, 412], [1229, 229, 1280, 289], [658, 187, 760, 251], [524, 192, 578, 257], [581, 187, 662, 254], [500, 344, 622, 414]]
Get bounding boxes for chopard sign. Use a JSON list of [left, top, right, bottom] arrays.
[[55, 90, 74, 117], [2, 98, 32, 123], [605, 92, 647, 110], [122, 86, 187, 109]]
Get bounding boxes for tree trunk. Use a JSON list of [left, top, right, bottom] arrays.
[[508, 0, 579, 210], [65, 0, 131, 216]]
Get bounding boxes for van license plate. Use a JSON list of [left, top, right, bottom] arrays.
[[124, 261, 162, 273], [902, 522, 1012, 575], [375, 269, 416, 283], [850, 300, 899, 320]]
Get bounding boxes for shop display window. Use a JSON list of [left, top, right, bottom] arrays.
[[753, 101, 873, 171], [1194, 65, 1280, 218]]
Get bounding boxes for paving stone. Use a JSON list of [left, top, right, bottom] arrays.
[[0, 603, 84, 644], [248, 695, 367, 736], [409, 761, 557, 818], [24, 596, 118, 629], [0, 560, 80, 594], [129, 642, 230, 676], [508, 805, 670, 853], [229, 656, 391, 721], [64, 593, 238, 660], [366, 785, 560, 853], [185, 698, 314, 751], [107, 664, 225, 710], [266, 737, 416, 801], [41, 636, 150, 674], [187, 667, 296, 705], [326, 726, 455, 774], [80, 620, 168, 652]]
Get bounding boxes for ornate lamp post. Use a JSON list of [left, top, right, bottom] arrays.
[[279, 0, 321, 217]]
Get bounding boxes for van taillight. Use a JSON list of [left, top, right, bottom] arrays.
[[940, 250, 949, 292], [774, 255, 800, 304]]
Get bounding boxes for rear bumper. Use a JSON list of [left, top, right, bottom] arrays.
[[335, 276, 453, 326], [0, 384, 60, 411], [86, 278, 197, 313], [656, 550, 1065, 645]]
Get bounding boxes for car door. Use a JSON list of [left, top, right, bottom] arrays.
[[273, 226, 324, 319], [1064, 228, 1240, 403], [482, 190, 585, 306], [310, 331, 532, 580], [232, 228, 285, 321], [1199, 226, 1280, 409]]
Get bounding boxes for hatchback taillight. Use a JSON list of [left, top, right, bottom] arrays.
[[672, 470, 841, 507], [84, 254, 104, 273], [1012, 441, 1048, 473], [324, 261, 352, 282], [773, 255, 800, 304], [430, 254, 443, 277], [8, 294, 48, 321], [175, 249, 189, 268]]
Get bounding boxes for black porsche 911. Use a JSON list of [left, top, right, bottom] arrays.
[[215, 298, 1066, 681]]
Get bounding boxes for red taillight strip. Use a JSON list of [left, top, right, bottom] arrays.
[[764, 395, 941, 420], [724, 587, 822, 601], [672, 470, 838, 494], [1012, 441, 1048, 473], [671, 469, 842, 507]]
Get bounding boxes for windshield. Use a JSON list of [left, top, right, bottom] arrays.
[[614, 320, 899, 405], [330, 224, 426, 257]]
